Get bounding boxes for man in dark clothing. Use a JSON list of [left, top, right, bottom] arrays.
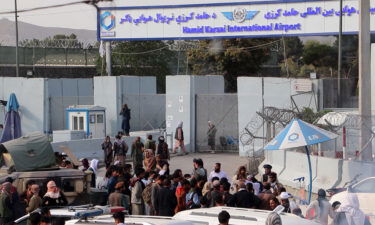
[[156, 136, 169, 163], [258, 183, 274, 210], [155, 179, 177, 216], [222, 182, 233, 206], [228, 181, 260, 208], [262, 164, 272, 184], [107, 168, 120, 194], [0, 182, 13, 225]]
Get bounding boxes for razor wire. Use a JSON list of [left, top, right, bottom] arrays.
[[239, 106, 298, 146]]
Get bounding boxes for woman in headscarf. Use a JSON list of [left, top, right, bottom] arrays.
[[131, 137, 144, 171], [88, 159, 99, 188], [333, 192, 368, 225], [101, 136, 113, 168], [42, 181, 68, 207], [172, 121, 187, 155], [144, 149, 156, 172], [306, 189, 335, 225]]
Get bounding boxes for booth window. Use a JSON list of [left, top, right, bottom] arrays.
[[73, 116, 78, 130], [79, 117, 84, 130], [90, 115, 96, 124], [97, 114, 104, 123]]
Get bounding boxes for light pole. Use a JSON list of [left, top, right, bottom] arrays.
[[337, 0, 343, 107], [14, 0, 19, 77], [358, 0, 372, 161]]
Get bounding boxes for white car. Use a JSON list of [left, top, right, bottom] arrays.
[[330, 177, 375, 217], [173, 206, 321, 225], [66, 215, 194, 225]]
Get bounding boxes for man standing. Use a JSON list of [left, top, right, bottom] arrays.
[[131, 137, 144, 171], [227, 181, 259, 208], [156, 136, 169, 163], [26, 184, 42, 213], [120, 104, 131, 136], [207, 121, 217, 154], [258, 183, 274, 210], [150, 175, 165, 215], [262, 164, 272, 184], [0, 182, 13, 225], [144, 135, 156, 154], [155, 179, 177, 216], [107, 167, 120, 194], [268, 172, 283, 195], [101, 136, 113, 168], [109, 182, 129, 209], [113, 135, 128, 167], [208, 163, 228, 182], [131, 168, 146, 215], [192, 158, 207, 181], [172, 122, 187, 155]]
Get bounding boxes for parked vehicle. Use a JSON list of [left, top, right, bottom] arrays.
[[330, 176, 375, 217], [0, 132, 91, 204], [173, 206, 322, 225], [326, 173, 362, 197]]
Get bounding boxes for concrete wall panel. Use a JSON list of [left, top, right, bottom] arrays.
[[0, 77, 46, 134]]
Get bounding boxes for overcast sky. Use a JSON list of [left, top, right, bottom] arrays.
[[0, 0, 116, 30], [1, 0, 256, 30]]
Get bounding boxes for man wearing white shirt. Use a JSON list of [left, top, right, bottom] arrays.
[[208, 163, 228, 182]]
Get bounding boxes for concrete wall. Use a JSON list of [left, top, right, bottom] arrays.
[[195, 94, 238, 151], [165, 75, 224, 152], [237, 77, 319, 156], [94, 76, 161, 136], [47, 78, 94, 132], [0, 77, 47, 134], [260, 150, 375, 193], [372, 44, 375, 112], [123, 94, 165, 131]]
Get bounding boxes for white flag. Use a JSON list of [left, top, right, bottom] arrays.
[[99, 41, 106, 58]]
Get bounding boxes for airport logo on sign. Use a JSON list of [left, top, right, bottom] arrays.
[[100, 11, 116, 37], [222, 8, 259, 23]]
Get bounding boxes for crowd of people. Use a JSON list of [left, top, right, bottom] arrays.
[[0, 178, 68, 225], [99, 133, 370, 225], [0, 127, 370, 225]]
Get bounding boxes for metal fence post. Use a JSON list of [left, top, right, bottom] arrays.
[[85, 49, 88, 66], [65, 48, 68, 66]]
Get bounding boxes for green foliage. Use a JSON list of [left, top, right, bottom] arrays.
[[20, 33, 83, 48], [97, 41, 175, 93], [302, 40, 337, 68], [298, 107, 332, 124], [333, 35, 358, 78], [187, 38, 273, 92]]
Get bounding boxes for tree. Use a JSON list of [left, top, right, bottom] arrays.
[[97, 40, 174, 93], [302, 40, 337, 68], [187, 38, 274, 92], [19, 33, 83, 48], [333, 35, 358, 78]]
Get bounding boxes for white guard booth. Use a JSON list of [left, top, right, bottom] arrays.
[[66, 105, 106, 139]]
